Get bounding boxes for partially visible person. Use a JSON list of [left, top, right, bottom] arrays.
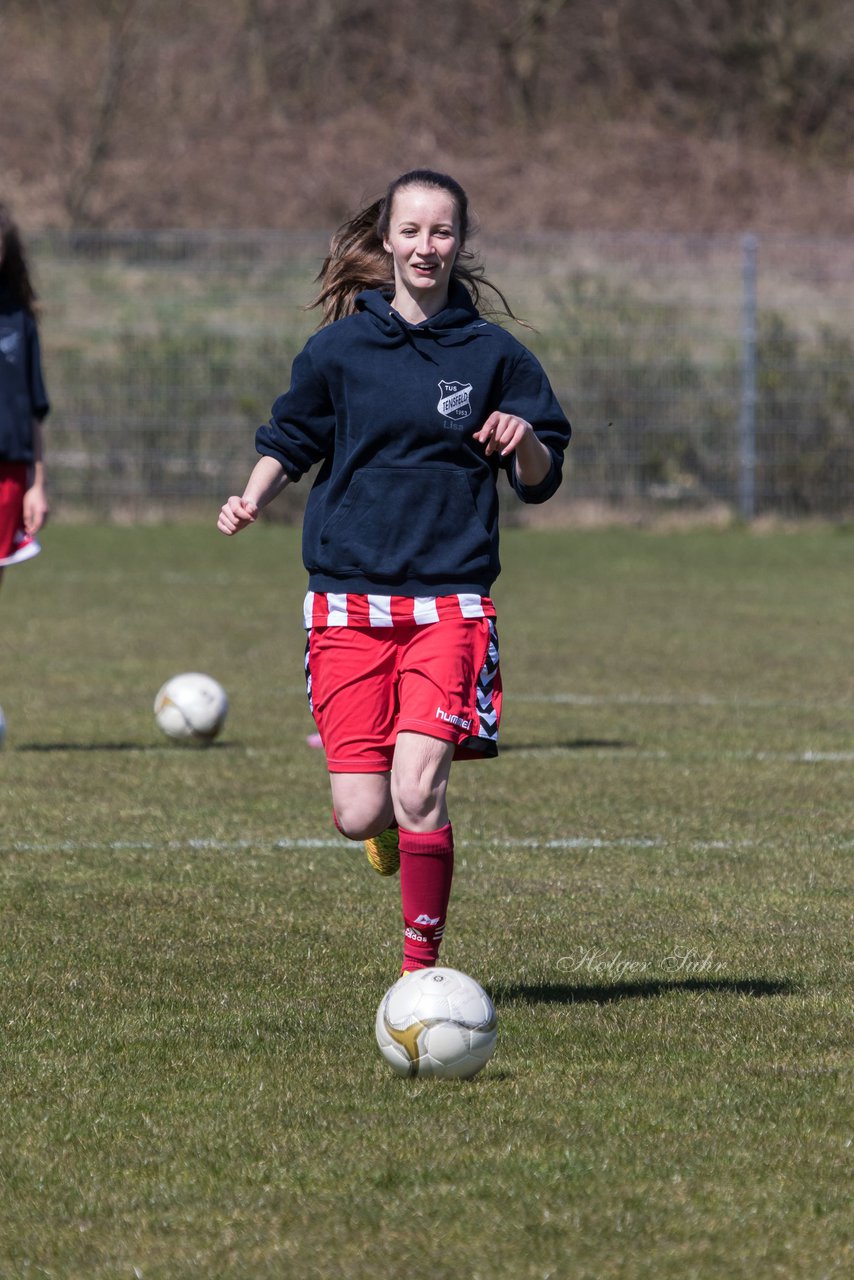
[[0, 201, 50, 588]]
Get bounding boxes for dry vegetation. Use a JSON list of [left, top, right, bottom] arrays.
[[1, 0, 852, 233]]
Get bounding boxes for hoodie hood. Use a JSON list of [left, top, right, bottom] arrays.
[[354, 281, 489, 352]]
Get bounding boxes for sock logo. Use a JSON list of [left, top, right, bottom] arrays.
[[414, 913, 441, 927]]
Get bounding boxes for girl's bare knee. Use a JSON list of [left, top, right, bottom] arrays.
[[390, 735, 453, 831], [335, 807, 380, 841], [330, 775, 393, 840], [391, 778, 446, 831]]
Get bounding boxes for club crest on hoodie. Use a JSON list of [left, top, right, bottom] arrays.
[[437, 379, 473, 423]]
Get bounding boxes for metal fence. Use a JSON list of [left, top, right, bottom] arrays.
[[33, 229, 853, 521]]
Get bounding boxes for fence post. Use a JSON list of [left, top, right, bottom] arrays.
[[739, 233, 759, 521]]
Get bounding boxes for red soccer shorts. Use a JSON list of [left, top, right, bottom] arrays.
[[306, 616, 502, 772], [0, 463, 27, 560]]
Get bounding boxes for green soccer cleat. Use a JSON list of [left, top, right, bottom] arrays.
[[364, 826, 400, 876]]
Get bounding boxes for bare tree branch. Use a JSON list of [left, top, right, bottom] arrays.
[[62, 0, 142, 227]]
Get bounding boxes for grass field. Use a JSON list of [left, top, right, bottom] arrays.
[[1, 523, 851, 1279]]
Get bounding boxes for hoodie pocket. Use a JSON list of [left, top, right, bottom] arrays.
[[317, 466, 493, 583]]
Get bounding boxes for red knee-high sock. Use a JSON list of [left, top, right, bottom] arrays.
[[399, 823, 454, 971]]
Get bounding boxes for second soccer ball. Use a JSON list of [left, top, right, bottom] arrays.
[[154, 672, 228, 744]]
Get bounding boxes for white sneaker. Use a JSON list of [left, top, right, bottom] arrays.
[[0, 530, 41, 568]]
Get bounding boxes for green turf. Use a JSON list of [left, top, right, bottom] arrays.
[[1, 524, 851, 1279]]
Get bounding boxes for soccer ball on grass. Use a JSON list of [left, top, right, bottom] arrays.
[[154, 673, 228, 744], [376, 966, 497, 1080]]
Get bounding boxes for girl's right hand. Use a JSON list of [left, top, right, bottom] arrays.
[[217, 495, 258, 535]]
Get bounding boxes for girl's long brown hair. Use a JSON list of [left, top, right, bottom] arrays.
[[0, 203, 38, 314], [310, 169, 522, 327]]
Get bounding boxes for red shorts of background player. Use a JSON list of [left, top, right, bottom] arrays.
[[0, 463, 27, 560], [306, 616, 502, 773]]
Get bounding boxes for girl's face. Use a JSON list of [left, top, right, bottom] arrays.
[[383, 185, 462, 313]]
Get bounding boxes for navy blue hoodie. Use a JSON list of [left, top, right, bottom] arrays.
[[0, 288, 50, 463], [256, 283, 571, 597]]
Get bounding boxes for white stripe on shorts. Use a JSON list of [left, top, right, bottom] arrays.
[[368, 595, 393, 626], [325, 593, 349, 626], [457, 593, 485, 619], [413, 597, 440, 624]]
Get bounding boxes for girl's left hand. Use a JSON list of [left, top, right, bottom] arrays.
[[23, 482, 49, 535], [472, 411, 533, 457]]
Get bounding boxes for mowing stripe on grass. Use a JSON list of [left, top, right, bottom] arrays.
[[280, 686, 851, 711], [240, 743, 854, 762], [515, 691, 853, 710], [501, 746, 854, 762]]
